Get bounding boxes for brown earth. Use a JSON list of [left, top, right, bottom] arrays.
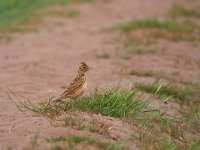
[[0, 0, 200, 149]]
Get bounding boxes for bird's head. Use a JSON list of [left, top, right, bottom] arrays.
[[78, 62, 92, 73]]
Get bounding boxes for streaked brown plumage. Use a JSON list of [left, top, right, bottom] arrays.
[[55, 62, 92, 102]]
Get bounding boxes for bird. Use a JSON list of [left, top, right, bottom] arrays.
[[54, 62, 92, 102]]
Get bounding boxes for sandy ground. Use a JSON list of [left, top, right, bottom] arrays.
[[0, 0, 200, 149]]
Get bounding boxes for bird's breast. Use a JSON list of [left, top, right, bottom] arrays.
[[82, 81, 87, 90], [82, 75, 87, 90]]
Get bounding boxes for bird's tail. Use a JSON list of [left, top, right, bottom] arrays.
[[52, 96, 62, 104]]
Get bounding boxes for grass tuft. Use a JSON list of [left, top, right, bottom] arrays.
[[47, 134, 123, 150], [135, 79, 193, 104], [0, 0, 95, 32], [6, 85, 200, 149], [32, 131, 40, 149], [169, 5, 200, 18], [97, 53, 110, 59], [116, 19, 196, 33], [114, 19, 198, 41], [7, 87, 158, 126], [129, 70, 154, 77], [0, 0, 69, 32], [66, 9, 79, 17]]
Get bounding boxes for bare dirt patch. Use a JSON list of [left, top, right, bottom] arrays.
[[0, 0, 199, 149]]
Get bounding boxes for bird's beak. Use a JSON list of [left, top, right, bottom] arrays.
[[89, 67, 93, 70]]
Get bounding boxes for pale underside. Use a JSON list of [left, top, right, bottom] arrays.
[[67, 81, 87, 99], [61, 75, 87, 99]]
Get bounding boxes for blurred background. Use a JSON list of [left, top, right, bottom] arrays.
[[0, 0, 199, 149]]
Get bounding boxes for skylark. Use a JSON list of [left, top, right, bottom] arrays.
[[55, 62, 92, 102]]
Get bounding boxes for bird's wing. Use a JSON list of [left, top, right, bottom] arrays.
[[61, 77, 84, 99]]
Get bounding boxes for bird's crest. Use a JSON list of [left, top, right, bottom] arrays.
[[81, 62, 88, 67]]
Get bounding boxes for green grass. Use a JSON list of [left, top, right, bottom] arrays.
[[138, 115, 200, 150], [169, 5, 200, 18], [97, 53, 110, 59], [135, 79, 200, 127], [7, 87, 158, 126], [47, 134, 123, 150], [7, 85, 200, 150], [126, 47, 145, 55], [53, 115, 109, 135], [134, 80, 200, 131], [139, 132, 179, 150], [66, 9, 79, 17], [0, 0, 94, 32], [116, 19, 196, 33], [31, 131, 40, 149], [41, 8, 80, 18], [180, 83, 200, 124], [129, 70, 194, 86], [117, 39, 147, 58], [129, 70, 154, 77], [186, 141, 200, 150], [0, 0, 68, 32], [161, 135, 178, 150], [114, 19, 198, 41], [135, 80, 193, 104]]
